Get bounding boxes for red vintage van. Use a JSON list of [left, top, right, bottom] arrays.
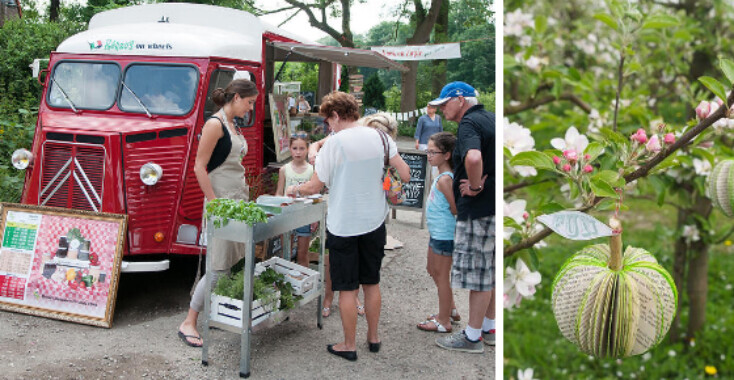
[[12, 3, 404, 271]]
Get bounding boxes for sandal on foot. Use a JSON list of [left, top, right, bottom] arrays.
[[357, 305, 366, 316], [417, 318, 452, 333], [426, 309, 461, 324], [177, 330, 203, 348], [322, 307, 331, 318]]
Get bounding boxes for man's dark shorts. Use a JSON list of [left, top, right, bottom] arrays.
[[326, 223, 386, 291]]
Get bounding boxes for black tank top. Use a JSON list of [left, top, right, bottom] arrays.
[[206, 116, 231, 172]]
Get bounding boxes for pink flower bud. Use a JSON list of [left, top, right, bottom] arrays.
[[562, 164, 572, 172], [553, 156, 561, 165], [584, 154, 591, 161], [716, 97, 724, 107], [631, 128, 648, 144], [664, 133, 675, 144], [657, 123, 666, 132], [646, 135, 661, 153], [700, 141, 714, 148], [696, 101, 711, 120], [583, 164, 593, 173], [563, 149, 578, 162], [522, 212, 529, 220]]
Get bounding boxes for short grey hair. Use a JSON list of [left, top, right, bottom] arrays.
[[464, 97, 479, 106]]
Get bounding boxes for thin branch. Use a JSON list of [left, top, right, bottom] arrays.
[[714, 225, 734, 244], [260, 6, 299, 15], [613, 53, 625, 132], [504, 89, 734, 257], [505, 93, 592, 115]]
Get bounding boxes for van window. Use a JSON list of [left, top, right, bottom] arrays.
[[203, 70, 235, 120], [48, 62, 120, 110], [119, 64, 199, 115]]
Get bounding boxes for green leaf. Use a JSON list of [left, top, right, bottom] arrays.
[[568, 67, 582, 82], [504, 54, 518, 69], [596, 198, 618, 211], [699, 76, 728, 105], [593, 13, 618, 31], [593, 170, 625, 188], [535, 15, 547, 35], [538, 201, 565, 214], [599, 127, 629, 146], [503, 147, 513, 158], [504, 216, 522, 231], [583, 142, 606, 162], [509, 151, 556, 171], [589, 177, 619, 198], [721, 59, 734, 86], [642, 14, 678, 29]]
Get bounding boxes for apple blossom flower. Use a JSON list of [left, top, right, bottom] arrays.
[[583, 164, 593, 173], [562, 164, 571, 172], [693, 158, 712, 176], [517, 368, 538, 380], [563, 149, 578, 162], [645, 135, 661, 153], [695, 101, 711, 120], [682, 224, 701, 244], [631, 128, 648, 144], [504, 118, 537, 177], [551, 126, 589, 153], [522, 212, 529, 220], [504, 9, 534, 37], [504, 287, 522, 309], [504, 199, 527, 239], [553, 156, 561, 165], [504, 259, 541, 309], [664, 133, 675, 144]]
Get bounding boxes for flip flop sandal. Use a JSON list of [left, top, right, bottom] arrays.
[[177, 330, 203, 348], [417, 318, 452, 333], [426, 309, 462, 324], [322, 307, 331, 318], [357, 305, 366, 316]]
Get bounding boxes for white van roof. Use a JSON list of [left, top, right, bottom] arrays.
[[57, 3, 313, 62]]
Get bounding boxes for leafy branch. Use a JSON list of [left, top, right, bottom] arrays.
[[504, 88, 734, 257]]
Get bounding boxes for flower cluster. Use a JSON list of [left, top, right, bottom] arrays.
[[629, 127, 675, 154], [504, 258, 541, 310], [696, 97, 734, 132], [550, 127, 593, 174]]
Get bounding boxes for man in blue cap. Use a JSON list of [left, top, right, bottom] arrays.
[[429, 81, 494, 354]]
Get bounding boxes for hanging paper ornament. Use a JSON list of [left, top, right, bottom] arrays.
[[708, 159, 734, 217], [551, 218, 677, 358]]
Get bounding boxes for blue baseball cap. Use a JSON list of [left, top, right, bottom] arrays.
[[428, 81, 478, 106]]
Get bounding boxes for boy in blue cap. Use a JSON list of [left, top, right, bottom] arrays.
[[429, 81, 495, 354]]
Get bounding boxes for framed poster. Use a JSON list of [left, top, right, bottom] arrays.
[[270, 93, 291, 162], [0, 203, 127, 328]]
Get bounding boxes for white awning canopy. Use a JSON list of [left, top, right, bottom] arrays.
[[270, 42, 408, 72]]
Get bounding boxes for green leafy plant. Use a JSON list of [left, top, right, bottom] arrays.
[[205, 199, 268, 228], [214, 267, 301, 311]]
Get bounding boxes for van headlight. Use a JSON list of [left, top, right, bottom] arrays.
[[140, 163, 163, 185], [11, 149, 33, 170]]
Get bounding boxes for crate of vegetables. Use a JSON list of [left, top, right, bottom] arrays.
[[255, 257, 320, 297], [210, 293, 280, 329]]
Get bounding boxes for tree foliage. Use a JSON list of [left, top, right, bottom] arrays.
[[363, 73, 386, 109]]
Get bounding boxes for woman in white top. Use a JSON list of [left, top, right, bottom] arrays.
[[287, 92, 409, 361], [298, 95, 310, 113]]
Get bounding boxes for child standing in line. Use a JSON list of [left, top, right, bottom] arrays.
[[276, 135, 314, 267], [417, 132, 461, 333]]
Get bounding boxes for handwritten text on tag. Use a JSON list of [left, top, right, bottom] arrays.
[[537, 211, 613, 240]]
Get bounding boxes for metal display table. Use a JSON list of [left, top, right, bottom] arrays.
[[201, 201, 327, 378]]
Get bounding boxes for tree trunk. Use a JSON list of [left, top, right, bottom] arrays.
[[49, 0, 60, 22], [669, 208, 688, 343], [431, 0, 449, 95], [400, 61, 419, 113], [399, 0, 443, 112], [686, 194, 712, 339]]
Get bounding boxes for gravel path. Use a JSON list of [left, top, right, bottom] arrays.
[[0, 168, 494, 380]]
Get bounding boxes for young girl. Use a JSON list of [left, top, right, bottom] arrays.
[[417, 132, 461, 333], [276, 135, 314, 268]]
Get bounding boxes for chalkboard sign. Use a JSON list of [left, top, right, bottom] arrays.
[[398, 151, 428, 209]]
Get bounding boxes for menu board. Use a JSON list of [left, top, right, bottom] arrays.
[[0, 203, 127, 328], [398, 151, 428, 209]]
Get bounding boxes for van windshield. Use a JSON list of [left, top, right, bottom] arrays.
[[48, 62, 120, 110], [119, 64, 199, 115]]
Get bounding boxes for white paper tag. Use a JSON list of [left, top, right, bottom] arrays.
[[537, 211, 614, 240]]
